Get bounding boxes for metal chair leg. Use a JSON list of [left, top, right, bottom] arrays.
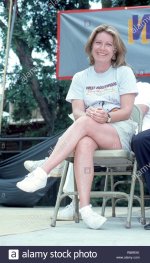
[[51, 161, 69, 227], [74, 174, 80, 223], [110, 172, 116, 217], [138, 176, 146, 225], [101, 169, 109, 216], [126, 162, 137, 228]]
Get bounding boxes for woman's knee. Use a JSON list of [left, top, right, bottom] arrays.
[[75, 136, 97, 153], [74, 116, 95, 133]]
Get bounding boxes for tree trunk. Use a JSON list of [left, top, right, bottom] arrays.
[[14, 38, 55, 134], [0, 15, 55, 135]]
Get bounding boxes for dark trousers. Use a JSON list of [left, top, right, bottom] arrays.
[[131, 129, 150, 194]]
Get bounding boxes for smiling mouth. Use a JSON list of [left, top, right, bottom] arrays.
[[97, 53, 107, 56]]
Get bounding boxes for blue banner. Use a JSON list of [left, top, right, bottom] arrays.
[[57, 6, 150, 79]]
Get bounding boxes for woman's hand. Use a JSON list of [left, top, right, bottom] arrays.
[[86, 107, 108, 124]]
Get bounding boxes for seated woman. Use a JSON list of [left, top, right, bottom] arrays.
[[17, 24, 138, 230], [23, 81, 150, 222]]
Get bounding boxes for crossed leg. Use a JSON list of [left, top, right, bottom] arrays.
[[17, 115, 122, 228], [17, 116, 122, 200], [42, 116, 122, 175]]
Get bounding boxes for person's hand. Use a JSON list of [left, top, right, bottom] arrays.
[[86, 107, 108, 124]]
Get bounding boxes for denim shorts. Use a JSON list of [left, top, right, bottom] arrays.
[[110, 119, 138, 151]]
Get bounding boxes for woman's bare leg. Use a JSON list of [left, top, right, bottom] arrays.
[[42, 116, 122, 174], [17, 116, 122, 195], [42, 116, 90, 173], [73, 128, 121, 230], [74, 136, 98, 208], [74, 125, 122, 208]]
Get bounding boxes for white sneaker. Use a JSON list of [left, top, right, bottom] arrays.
[[57, 201, 75, 220], [79, 205, 107, 230], [16, 167, 47, 193], [24, 158, 48, 172]]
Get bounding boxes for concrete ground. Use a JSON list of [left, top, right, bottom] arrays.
[[0, 206, 150, 246]]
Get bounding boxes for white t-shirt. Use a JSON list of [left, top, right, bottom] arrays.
[[66, 65, 137, 113], [135, 82, 150, 131]]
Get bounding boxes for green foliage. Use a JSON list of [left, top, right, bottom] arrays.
[[101, 0, 112, 8], [6, 66, 38, 121], [0, 0, 92, 136], [1, 116, 9, 135]]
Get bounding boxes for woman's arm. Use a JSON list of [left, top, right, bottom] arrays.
[[72, 99, 86, 120], [108, 93, 136, 123], [86, 94, 136, 124], [72, 94, 137, 123]]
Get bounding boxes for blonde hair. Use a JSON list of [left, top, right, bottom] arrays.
[[85, 24, 127, 67]]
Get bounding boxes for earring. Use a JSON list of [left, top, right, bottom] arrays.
[[112, 53, 116, 61], [112, 49, 117, 61]]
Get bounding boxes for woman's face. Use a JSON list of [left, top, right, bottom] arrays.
[[92, 31, 115, 65]]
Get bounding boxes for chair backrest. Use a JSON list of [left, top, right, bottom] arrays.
[[130, 105, 143, 133]]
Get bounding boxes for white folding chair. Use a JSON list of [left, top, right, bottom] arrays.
[[51, 105, 146, 228]]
